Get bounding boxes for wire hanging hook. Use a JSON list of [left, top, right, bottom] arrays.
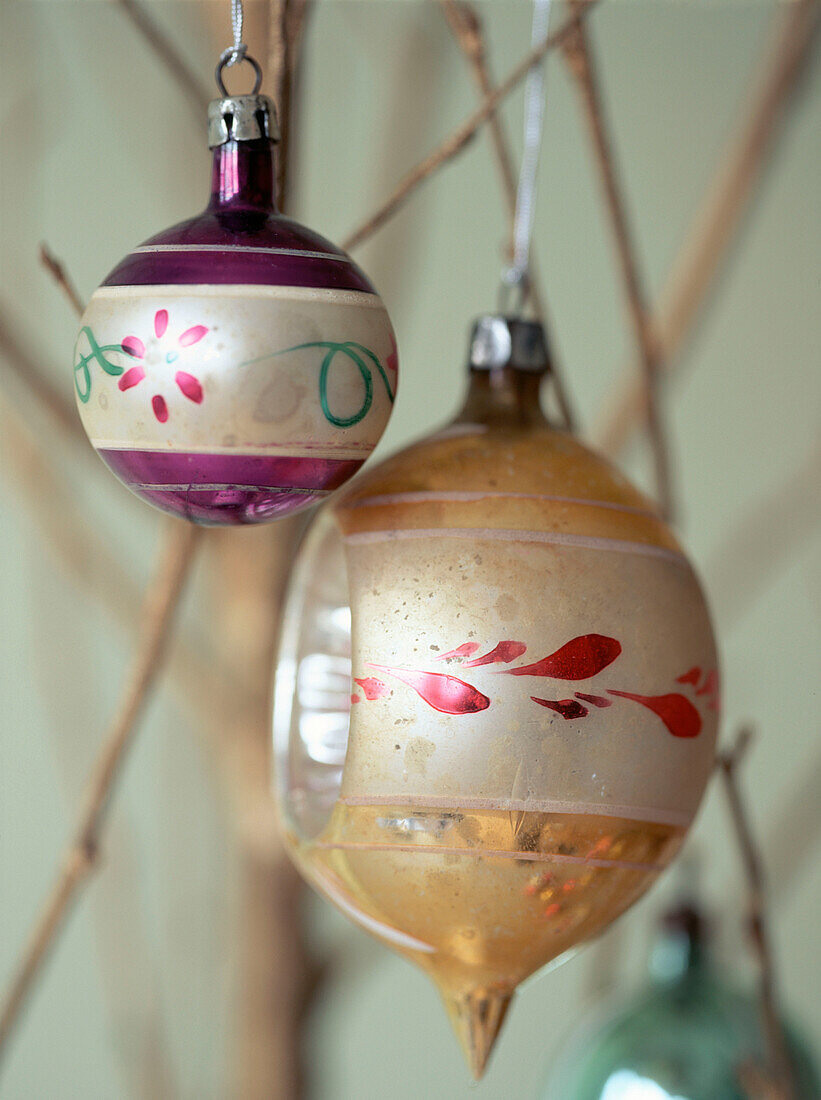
[[215, 51, 262, 97], [214, 0, 263, 97], [499, 0, 552, 317]]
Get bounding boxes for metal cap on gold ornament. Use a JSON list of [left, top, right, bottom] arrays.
[[468, 314, 550, 374]]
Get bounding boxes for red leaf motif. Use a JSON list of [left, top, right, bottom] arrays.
[[463, 641, 527, 668], [696, 669, 719, 698], [575, 692, 612, 708], [531, 697, 589, 720], [506, 634, 622, 680], [353, 677, 389, 701], [435, 642, 480, 662], [608, 690, 702, 738], [367, 664, 490, 715]]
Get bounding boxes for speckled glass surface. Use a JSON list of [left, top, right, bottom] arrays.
[[274, 350, 718, 1075]]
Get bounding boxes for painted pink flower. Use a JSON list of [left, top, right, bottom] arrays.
[[120, 309, 208, 422], [386, 334, 398, 377]]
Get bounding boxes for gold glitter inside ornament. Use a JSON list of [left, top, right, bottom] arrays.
[[274, 317, 718, 1077]]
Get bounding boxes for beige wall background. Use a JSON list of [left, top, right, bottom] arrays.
[[1, 1, 819, 1098]]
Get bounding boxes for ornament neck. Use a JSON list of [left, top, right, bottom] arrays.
[[455, 315, 552, 429], [457, 368, 549, 429], [206, 93, 280, 213], [208, 139, 277, 213], [650, 903, 710, 987]]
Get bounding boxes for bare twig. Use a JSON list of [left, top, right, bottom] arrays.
[[267, 0, 312, 210], [439, 0, 518, 246], [222, 11, 315, 1099], [439, 0, 576, 432], [717, 729, 796, 1100], [0, 306, 81, 444], [216, 520, 312, 1100], [707, 443, 821, 629], [39, 244, 85, 318], [564, 9, 674, 519], [594, 0, 821, 458], [768, 733, 821, 902], [341, 0, 597, 253], [116, 0, 211, 117], [0, 402, 233, 736], [27, 247, 235, 729], [0, 522, 202, 1061]]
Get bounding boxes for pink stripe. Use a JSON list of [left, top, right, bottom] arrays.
[[313, 839, 665, 873], [345, 528, 686, 565], [350, 491, 658, 519], [337, 794, 690, 828]]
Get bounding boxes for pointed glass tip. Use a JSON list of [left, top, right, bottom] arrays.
[[441, 987, 514, 1079]]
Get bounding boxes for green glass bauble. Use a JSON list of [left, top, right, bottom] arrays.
[[542, 906, 820, 1100]]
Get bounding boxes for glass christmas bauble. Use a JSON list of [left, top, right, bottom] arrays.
[[73, 94, 396, 525], [273, 317, 718, 1076], [543, 903, 820, 1099]]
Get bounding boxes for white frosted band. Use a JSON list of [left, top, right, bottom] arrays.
[[91, 284, 384, 307], [132, 244, 352, 263]]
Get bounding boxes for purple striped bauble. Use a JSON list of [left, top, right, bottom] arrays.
[[73, 94, 397, 525]]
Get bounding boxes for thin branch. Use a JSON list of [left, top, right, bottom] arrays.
[[38, 244, 85, 319], [717, 729, 796, 1100], [439, 0, 518, 246], [0, 306, 82, 444], [438, 0, 576, 432], [0, 401, 233, 737], [116, 0, 211, 118], [221, 11, 315, 1099], [594, 0, 821, 458], [267, 0, 312, 211], [22, 247, 235, 731], [341, 0, 598, 253], [563, 9, 674, 519], [707, 443, 821, 630], [0, 522, 202, 1062]]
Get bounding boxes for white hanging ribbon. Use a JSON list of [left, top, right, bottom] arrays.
[[501, 0, 552, 311]]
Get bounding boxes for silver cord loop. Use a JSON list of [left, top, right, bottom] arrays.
[[501, 0, 552, 315], [497, 268, 530, 317], [228, 0, 245, 64]]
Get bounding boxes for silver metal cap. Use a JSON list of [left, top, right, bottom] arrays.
[[208, 95, 280, 148], [468, 315, 550, 374]]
